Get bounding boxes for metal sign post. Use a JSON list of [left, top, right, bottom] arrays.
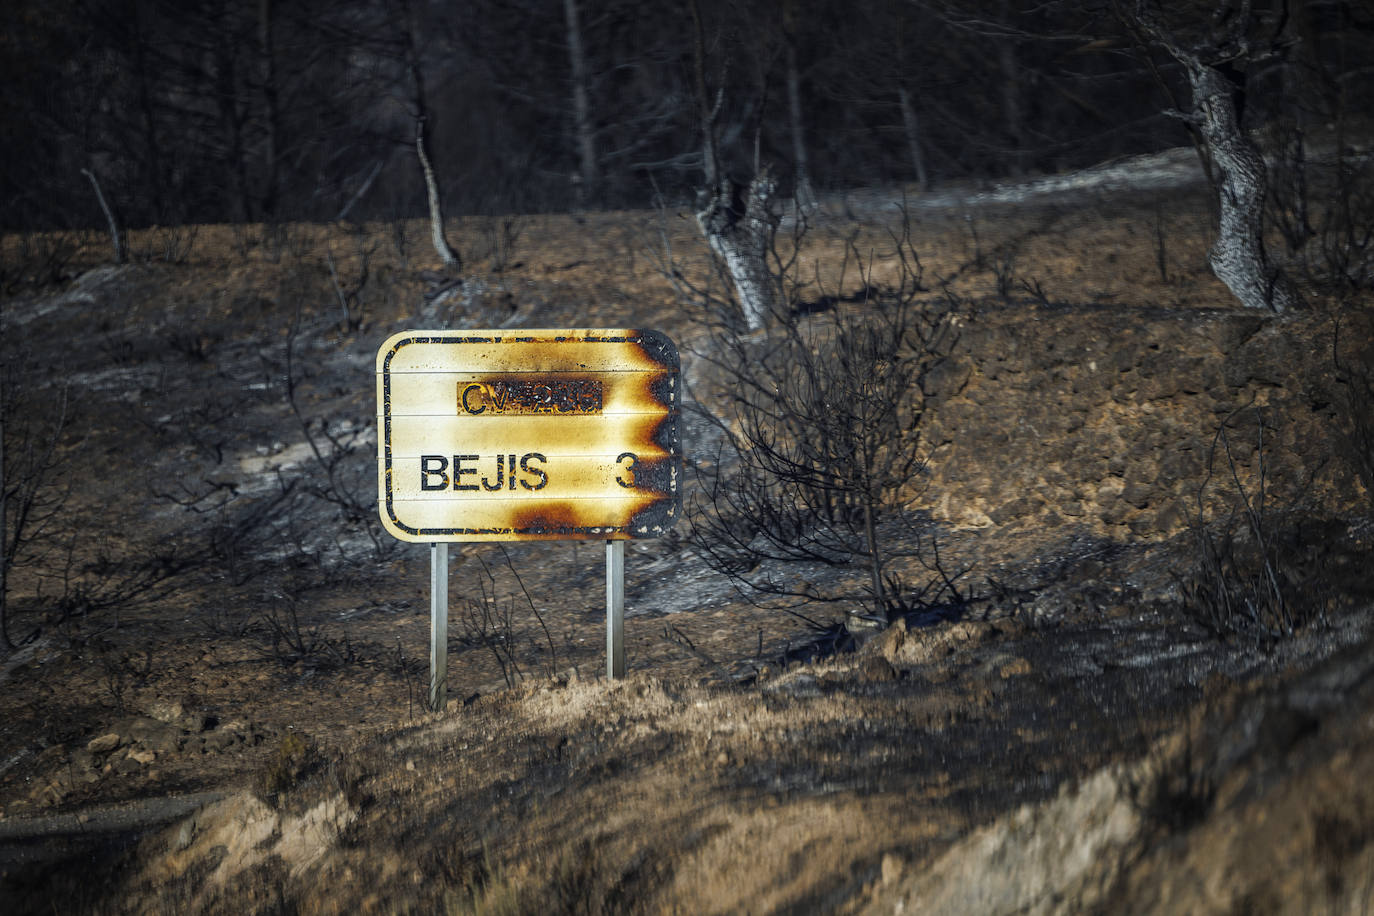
[[376, 329, 682, 705], [430, 542, 448, 710], [606, 540, 625, 679]]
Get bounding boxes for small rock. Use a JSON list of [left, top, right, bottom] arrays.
[[874, 620, 908, 664], [1120, 478, 1154, 509], [114, 754, 143, 776], [845, 609, 886, 638], [87, 733, 121, 755], [114, 717, 177, 752], [999, 657, 1033, 679], [147, 699, 184, 725], [405, 759, 416, 771], [202, 731, 238, 753], [859, 656, 898, 683], [142, 728, 183, 756], [989, 496, 1034, 525], [715, 752, 729, 768], [33, 780, 66, 806], [881, 852, 905, 885], [172, 817, 197, 852], [37, 744, 67, 764], [770, 673, 821, 698], [128, 749, 156, 766]]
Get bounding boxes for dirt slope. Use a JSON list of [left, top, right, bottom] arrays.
[[1, 161, 1373, 912]]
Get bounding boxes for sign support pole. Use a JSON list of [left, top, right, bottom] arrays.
[[606, 540, 625, 679], [430, 542, 449, 710]]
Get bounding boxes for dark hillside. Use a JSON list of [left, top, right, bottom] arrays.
[[1, 167, 1373, 912]]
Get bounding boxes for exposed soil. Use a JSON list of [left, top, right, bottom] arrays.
[[1, 157, 1372, 913]]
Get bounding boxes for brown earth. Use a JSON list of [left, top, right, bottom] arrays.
[[1, 172, 1372, 913]]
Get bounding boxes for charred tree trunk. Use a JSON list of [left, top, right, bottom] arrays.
[[214, 15, 252, 224], [415, 117, 460, 270], [892, 6, 930, 193], [696, 171, 779, 331], [897, 85, 930, 191], [131, 5, 166, 222], [998, 1, 1025, 177], [563, 0, 597, 206], [785, 41, 816, 211], [82, 167, 127, 264], [688, 0, 721, 190], [401, 0, 460, 271], [1177, 59, 1293, 312], [1130, 1, 1295, 313], [0, 370, 9, 650], [258, 0, 282, 219], [862, 500, 887, 620], [688, 0, 777, 330]]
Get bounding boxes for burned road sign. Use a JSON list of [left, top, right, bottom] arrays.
[[376, 329, 681, 541]]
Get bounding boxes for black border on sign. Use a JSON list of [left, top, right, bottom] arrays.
[[379, 331, 682, 540]]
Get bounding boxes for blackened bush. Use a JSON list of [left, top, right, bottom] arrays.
[[687, 230, 966, 626], [1174, 408, 1328, 645]]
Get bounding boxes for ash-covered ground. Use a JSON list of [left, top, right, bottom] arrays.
[[2, 151, 1373, 913]]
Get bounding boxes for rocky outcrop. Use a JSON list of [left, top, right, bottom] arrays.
[[21, 711, 277, 809]]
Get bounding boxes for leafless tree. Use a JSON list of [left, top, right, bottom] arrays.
[[81, 167, 127, 264], [781, 2, 817, 211], [398, 0, 461, 270], [995, 0, 1029, 177], [825, 1, 942, 190], [256, 0, 284, 219], [563, 0, 599, 204], [1123, 0, 1296, 312], [687, 0, 781, 331]]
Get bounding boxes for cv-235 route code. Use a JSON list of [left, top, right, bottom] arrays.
[[376, 329, 682, 542]]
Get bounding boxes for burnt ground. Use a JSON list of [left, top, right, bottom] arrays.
[[1, 162, 1373, 913]]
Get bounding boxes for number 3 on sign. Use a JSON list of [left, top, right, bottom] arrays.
[[615, 452, 637, 488]]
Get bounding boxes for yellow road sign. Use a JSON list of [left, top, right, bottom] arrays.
[[376, 329, 681, 541]]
